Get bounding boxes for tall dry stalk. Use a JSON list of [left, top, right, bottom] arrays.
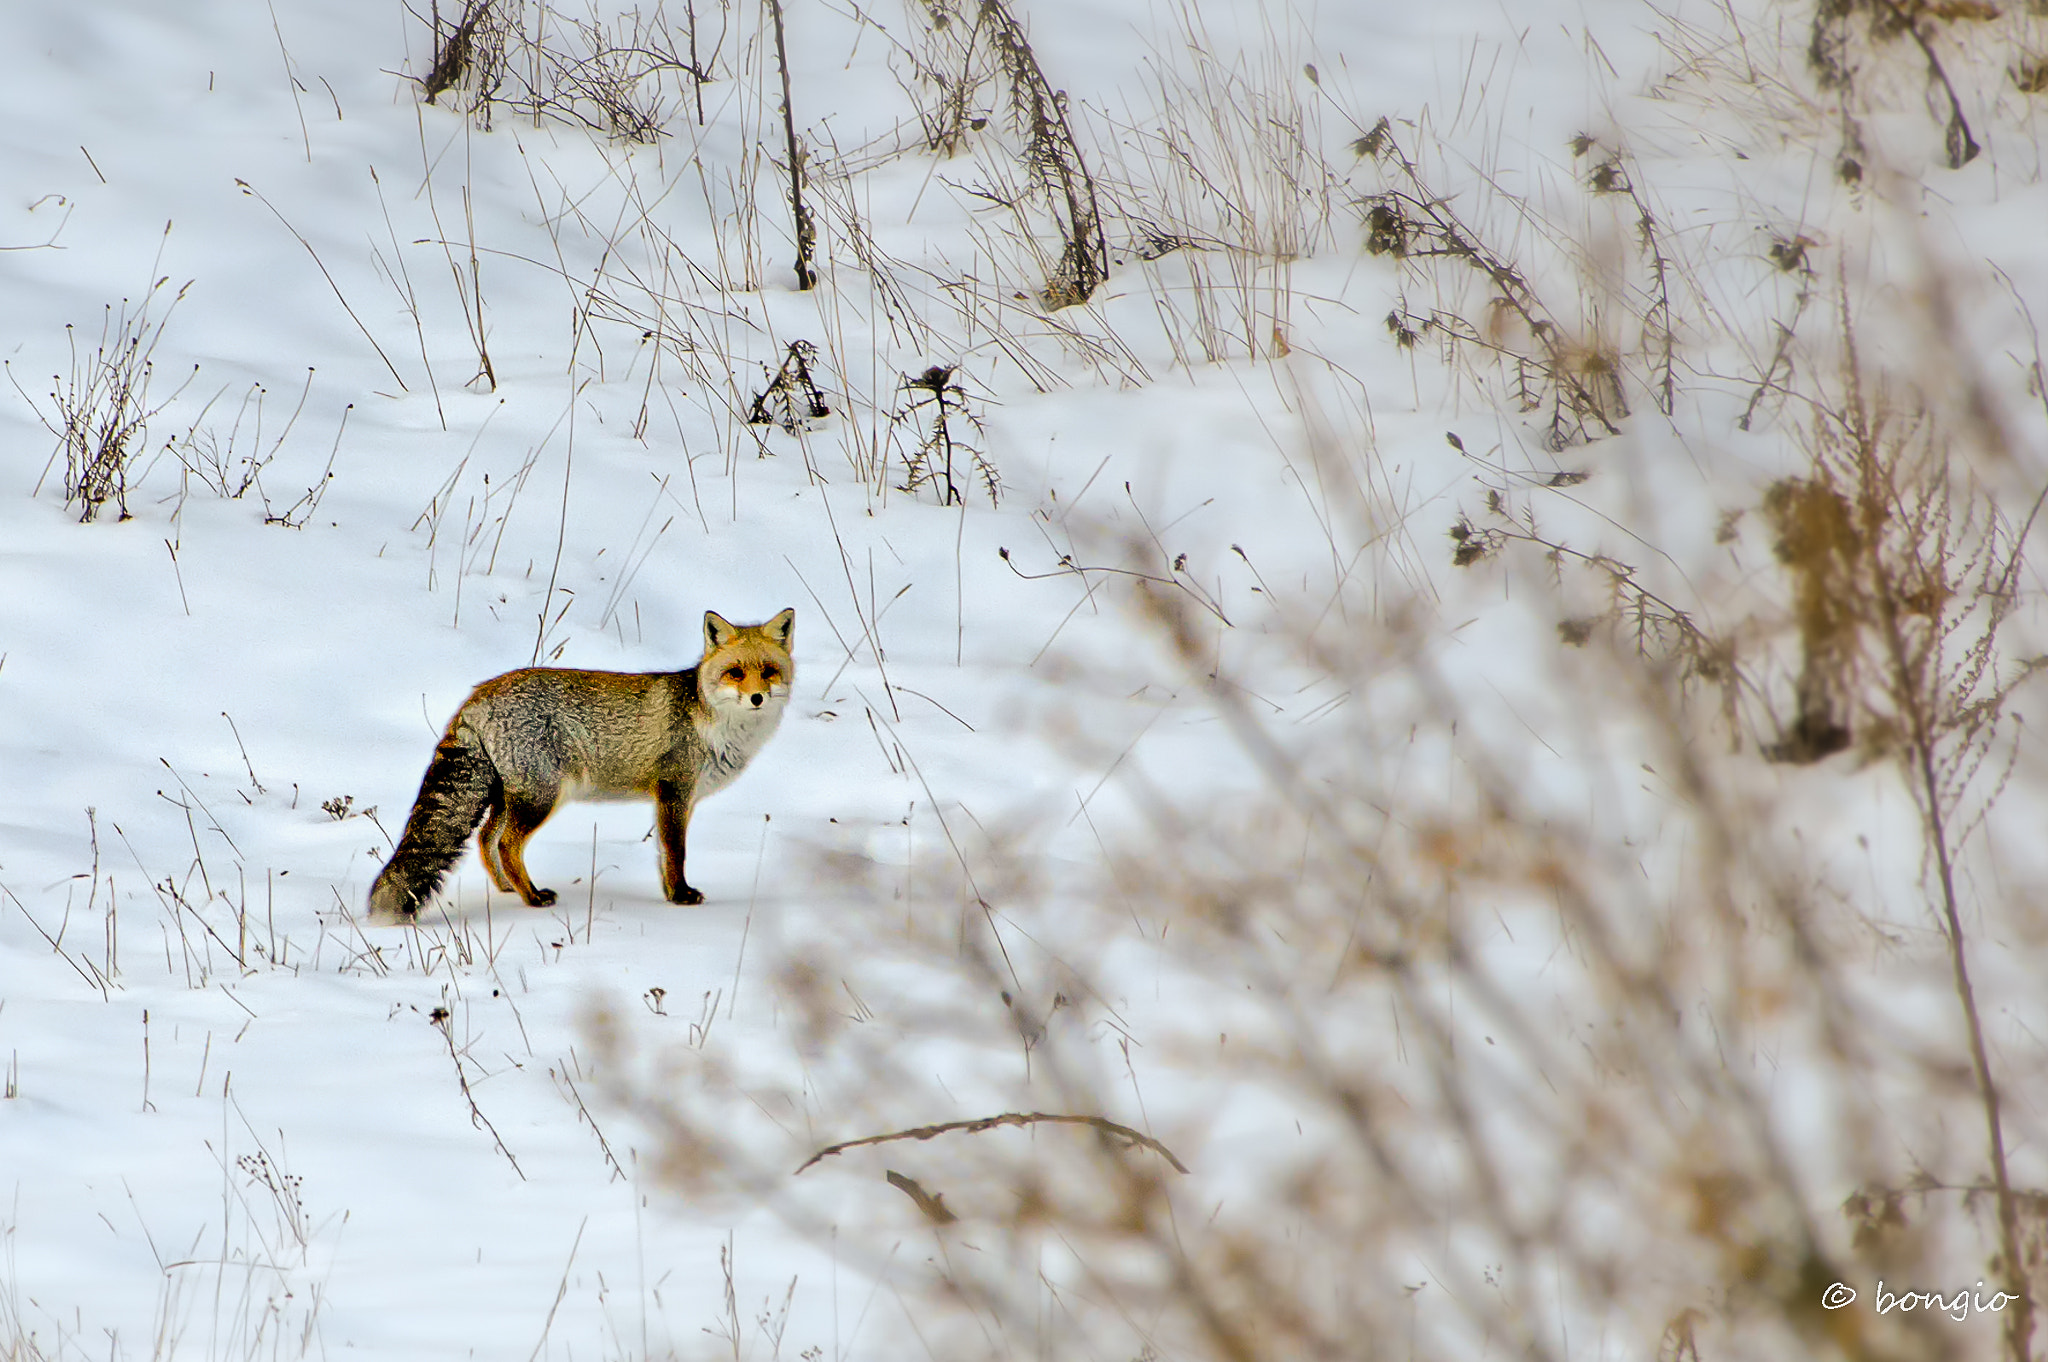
[[764, 0, 817, 289], [1762, 292, 2046, 1360], [905, 0, 1109, 309], [978, 0, 1107, 308]]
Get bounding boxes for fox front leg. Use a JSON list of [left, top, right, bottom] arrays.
[[654, 778, 703, 905]]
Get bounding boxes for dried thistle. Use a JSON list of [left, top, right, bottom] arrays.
[[897, 364, 997, 506]]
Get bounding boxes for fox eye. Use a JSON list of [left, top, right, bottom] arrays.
[[760, 666, 781, 683], [723, 667, 745, 682]]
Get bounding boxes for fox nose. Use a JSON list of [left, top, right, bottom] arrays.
[[750, 692, 764, 707]]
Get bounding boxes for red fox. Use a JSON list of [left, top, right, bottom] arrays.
[[368, 609, 794, 919]]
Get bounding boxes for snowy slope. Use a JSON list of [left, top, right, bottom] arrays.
[[5, 0, 2048, 1358]]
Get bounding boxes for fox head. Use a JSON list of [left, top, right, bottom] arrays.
[[702, 608, 795, 713]]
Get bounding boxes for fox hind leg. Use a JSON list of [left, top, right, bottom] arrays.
[[475, 783, 520, 895], [492, 791, 561, 907]]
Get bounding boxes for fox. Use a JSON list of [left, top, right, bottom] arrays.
[[367, 608, 794, 920]]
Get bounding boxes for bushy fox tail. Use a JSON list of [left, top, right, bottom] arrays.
[[367, 724, 497, 918]]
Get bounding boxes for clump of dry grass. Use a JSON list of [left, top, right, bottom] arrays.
[[1089, 9, 1341, 366], [904, 0, 1110, 309], [10, 272, 197, 523], [1361, 118, 1640, 451], [418, 0, 706, 142], [163, 371, 347, 530]]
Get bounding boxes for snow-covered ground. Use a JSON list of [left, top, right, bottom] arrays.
[[5, 0, 2048, 1357]]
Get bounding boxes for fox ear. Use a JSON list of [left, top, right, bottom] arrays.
[[766, 607, 795, 645], [704, 610, 736, 650]]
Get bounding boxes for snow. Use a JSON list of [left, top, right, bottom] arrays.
[[4, 0, 2048, 1357]]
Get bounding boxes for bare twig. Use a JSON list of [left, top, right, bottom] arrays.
[[796, 1111, 1189, 1175], [433, 1008, 525, 1179]]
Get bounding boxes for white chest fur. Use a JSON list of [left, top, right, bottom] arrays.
[[693, 696, 787, 800]]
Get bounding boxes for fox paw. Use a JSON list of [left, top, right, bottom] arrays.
[[668, 885, 705, 906], [528, 888, 558, 907]]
